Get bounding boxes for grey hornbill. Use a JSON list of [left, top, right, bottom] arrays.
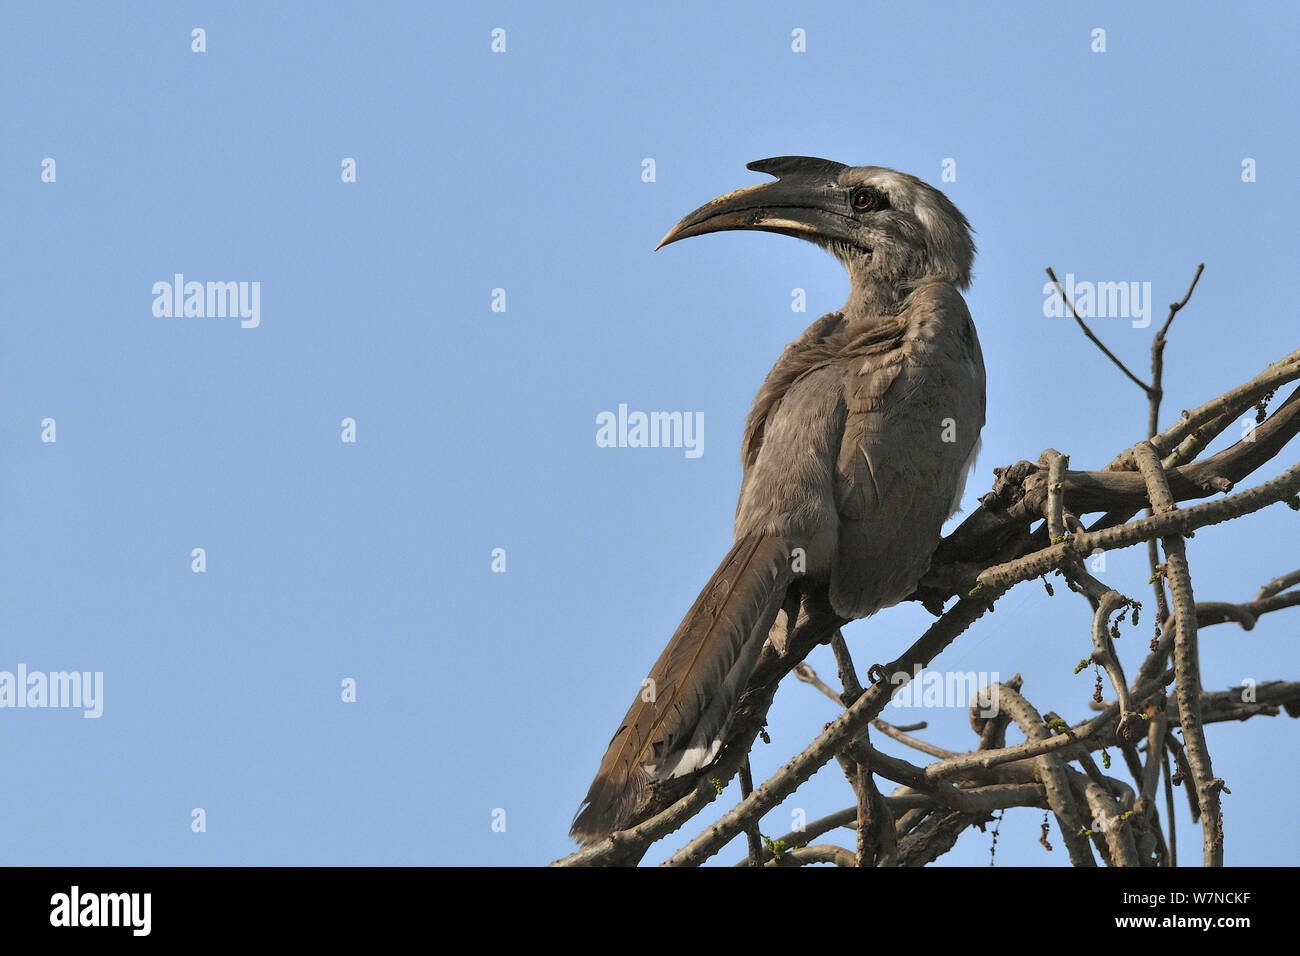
[[571, 157, 985, 844]]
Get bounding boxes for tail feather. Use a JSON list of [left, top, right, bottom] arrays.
[[570, 534, 794, 844]]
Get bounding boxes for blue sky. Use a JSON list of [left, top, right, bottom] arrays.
[[2, 1, 1297, 867]]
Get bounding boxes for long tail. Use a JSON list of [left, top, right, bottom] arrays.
[[570, 534, 794, 844]]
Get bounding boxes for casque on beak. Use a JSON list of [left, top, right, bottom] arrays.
[[656, 156, 855, 250]]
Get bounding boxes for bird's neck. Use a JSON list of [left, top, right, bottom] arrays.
[[842, 278, 913, 322]]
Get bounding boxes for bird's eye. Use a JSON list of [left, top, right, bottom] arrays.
[[851, 187, 886, 212]]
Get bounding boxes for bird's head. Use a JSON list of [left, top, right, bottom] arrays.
[[657, 157, 975, 302]]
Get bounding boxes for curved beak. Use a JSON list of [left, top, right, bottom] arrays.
[[656, 156, 853, 250]]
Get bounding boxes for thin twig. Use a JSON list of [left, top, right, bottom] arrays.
[[740, 760, 762, 866], [1148, 264, 1205, 438], [1046, 267, 1152, 393]]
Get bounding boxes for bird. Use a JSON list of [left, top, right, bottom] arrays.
[[570, 156, 986, 845]]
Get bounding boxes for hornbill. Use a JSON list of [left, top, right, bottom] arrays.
[[571, 157, 985, 844]]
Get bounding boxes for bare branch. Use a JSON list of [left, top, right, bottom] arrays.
[[1256, 569, 1300, 601], [1046, 266, 1151, 394], [660, 596, 994, 867], [1149, 264, 1205, 437], [1134, 440, 1224, 865], [765, 844, 856, 868]]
